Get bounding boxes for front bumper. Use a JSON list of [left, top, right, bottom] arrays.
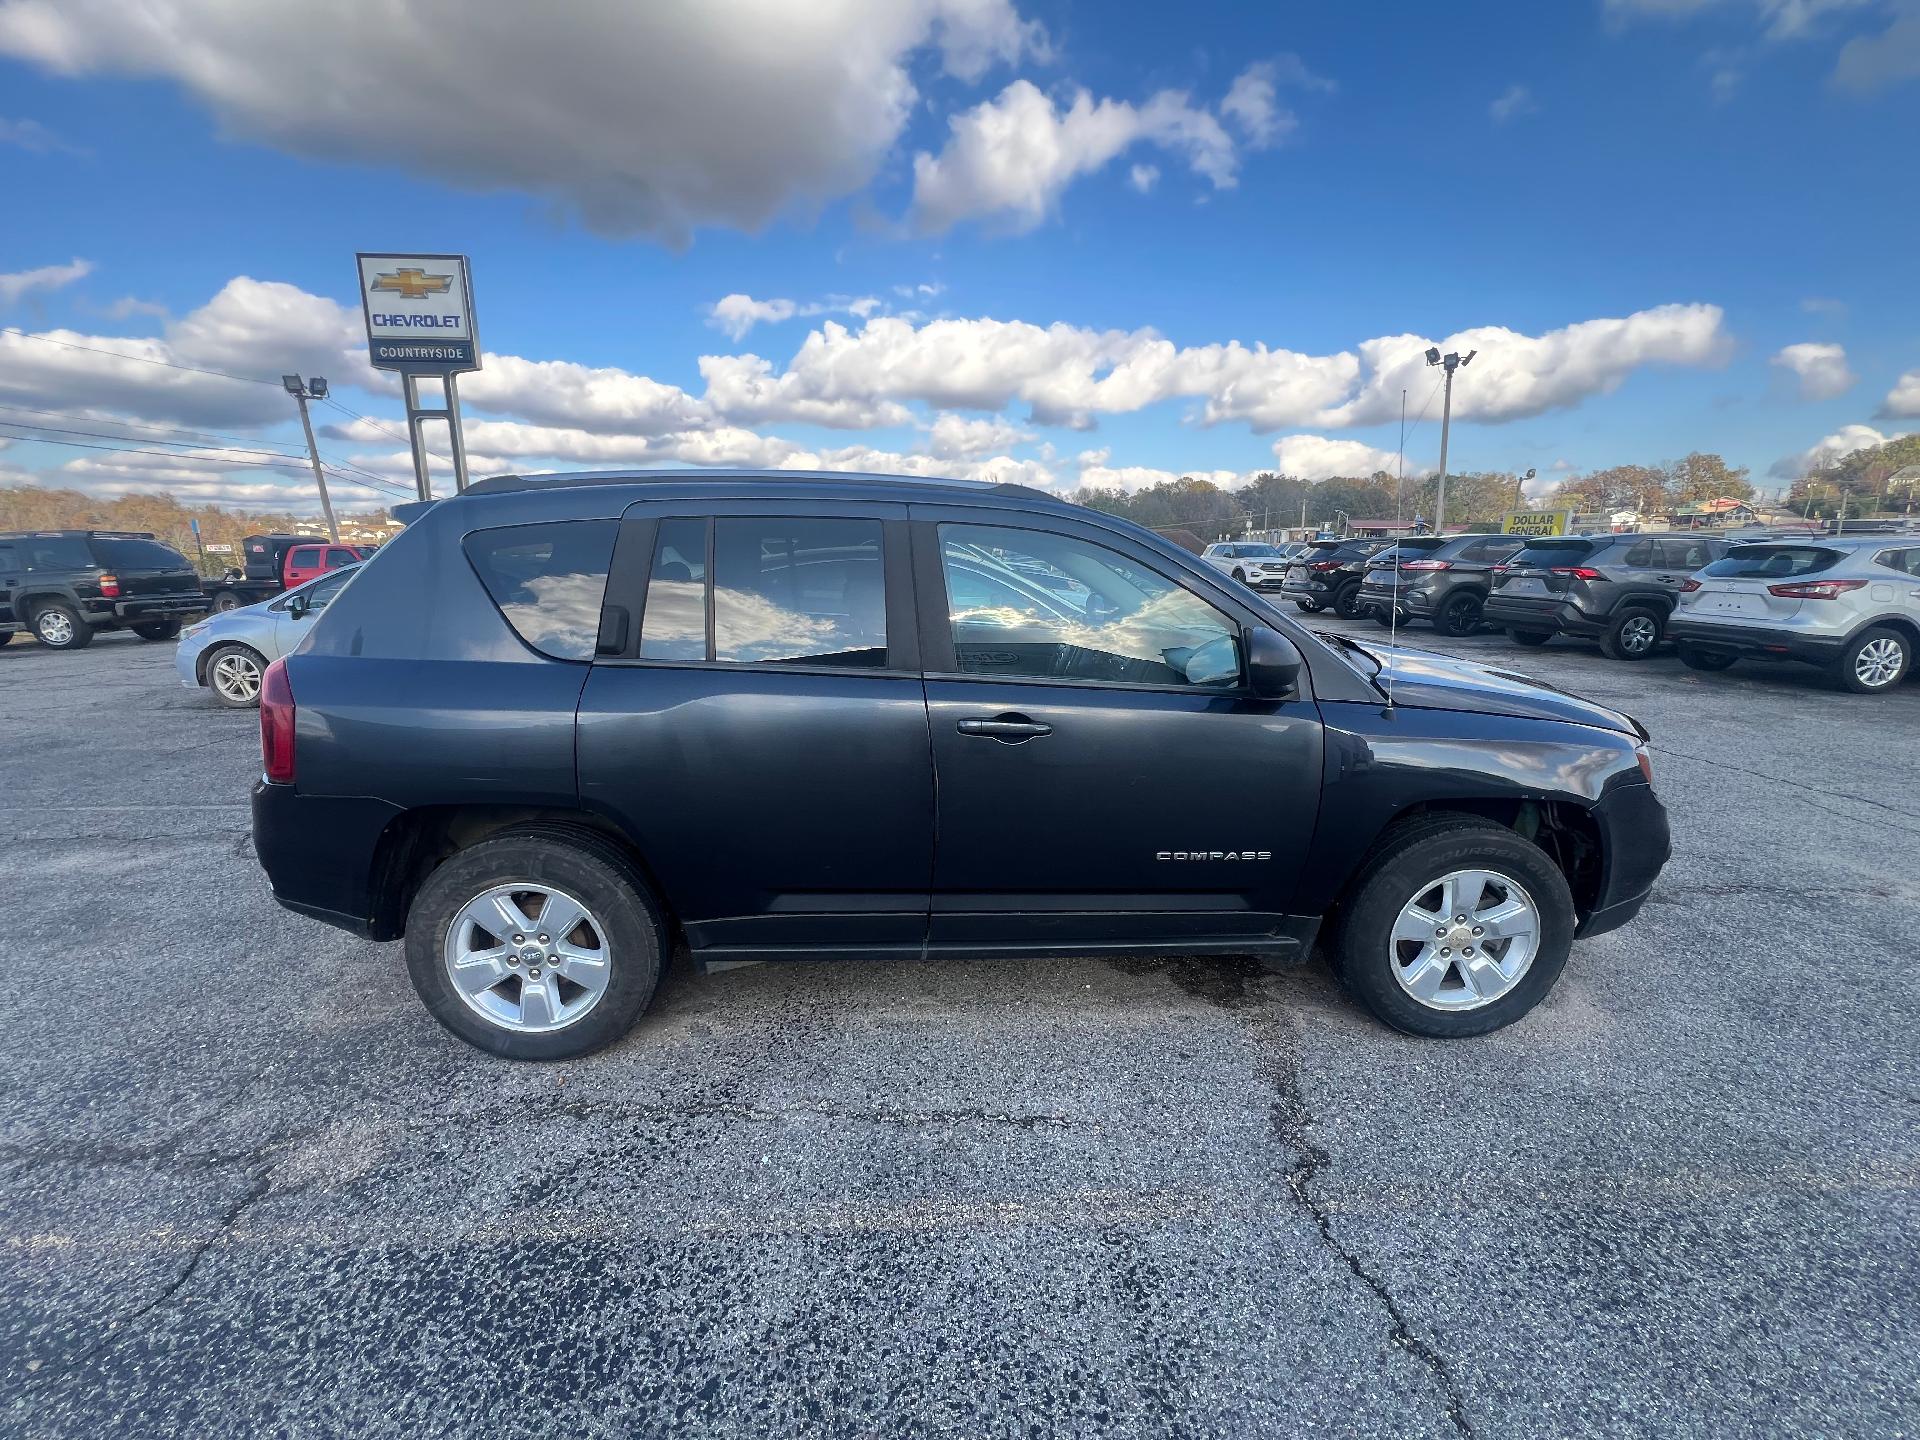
[[1665, 617, 1846, 664], [1575, 780, 1671, 939]]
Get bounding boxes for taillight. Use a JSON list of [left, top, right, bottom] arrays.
[[98, 573, 121, 598], [1309, 560, 1344, 572], [259, 657, 296, 783], [1767, 578, 1867, 600], [1550, 566, 1604, 581], [1679, 578, 1702, 593], [1401, 560, 1452, 571]]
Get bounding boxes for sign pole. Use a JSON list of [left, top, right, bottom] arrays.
[[444, 373, 472, 492]]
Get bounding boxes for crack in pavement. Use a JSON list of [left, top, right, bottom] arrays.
[[1126, 956, 1477, 1440], [1656, 746, 1920, 836]]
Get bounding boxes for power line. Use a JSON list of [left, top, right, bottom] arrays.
[[0, 402, 309, 456], [319, 393, 455, 466], [0, 425, 414, 500], [0, 417, 305, 465], [0, 327, 280, 386]]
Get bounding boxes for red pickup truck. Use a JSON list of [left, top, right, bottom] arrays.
[[205, 534, 376, 612]]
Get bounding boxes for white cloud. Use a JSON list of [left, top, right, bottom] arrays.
[[1769, 422, 1909, 478], [1074, 463, 1248, 494], [926, 413, 1032, 457], [706, 292, 882, 341], [781, 443, 1058, 490], [458, 352, 708, 436], [0, 257, 93, 305], [1834, 0, 1920, 90], [1317, 304, 1732, 428], [100, 296, 169, 321], [1800, 295, 1848, 318], [1605, 0, 1873, 40], [1771, 342, 1856, 400], [0, 115, 83, 155], [1220, 62, 1293, 146], [1270, 434, 1420, 481], [1128, 163, 1160, 193], [1880, 369, 1920, 418], [910, 77, 1242, 233], [1489, 84, 1537, 122], [0, 0, 1043, 244]]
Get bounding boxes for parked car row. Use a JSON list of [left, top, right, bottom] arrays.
[[1248, 527, 1918, 696]]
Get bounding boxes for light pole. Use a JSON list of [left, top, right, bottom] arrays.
[[283, 374, 340, 543], [1425, 346, 1475, 532]]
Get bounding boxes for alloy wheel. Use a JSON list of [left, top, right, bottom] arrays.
[[1855, 636, 1905, 688], [211, 652, 262, 703], [36, 611, 74, 646], [1388, 868, 1540, 1011], [445, 882, 611, 1033]]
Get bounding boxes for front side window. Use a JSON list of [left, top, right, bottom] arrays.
[[0, 544, 20, 571], [463, 520, 618, 661], [305, 566, 359, 610], [940, 523, 1238, 688], [288, 546, 321, 569]]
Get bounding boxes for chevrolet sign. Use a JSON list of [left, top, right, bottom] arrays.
[[356, 252, 478, 374]]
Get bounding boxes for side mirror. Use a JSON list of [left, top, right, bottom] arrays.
[[1245, 626, 1303, 698], [286, 593, 309, 618]]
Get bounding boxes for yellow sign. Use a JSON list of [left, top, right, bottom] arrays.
[[1503, 509, 1571, 537], [370, 266, 454, 300]]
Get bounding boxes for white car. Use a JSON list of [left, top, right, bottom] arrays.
[[174, 563, 360, 707], [1201, 542, 1296, 590]]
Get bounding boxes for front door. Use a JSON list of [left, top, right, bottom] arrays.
[[912, 510, 1324, 952], [0, 541, 20, 630], [577, 502, 933, 957]]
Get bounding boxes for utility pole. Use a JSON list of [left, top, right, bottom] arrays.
[[1425, 347, 1475, 532], [283, 374, 340, 542]]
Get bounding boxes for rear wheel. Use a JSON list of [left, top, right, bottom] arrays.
[[1831, 626, 1911, 694], [1333, 582, 1364, 620], [132, 618, 182, 641], [1601, 605, 1663, 661], [1676, 643, 1737, 672], [1295, 599, 1324, 614], [1436, 592, 1484, 638], [0, 632, 13, 647], [1371, 609, 1398, 627], [204, 643, 266, 708], [1508, 629, 1553, 647], [404, 828, 665, 1060], [1332, 815, 1575, 1038], [31, 602, 92, 650], [211, 591, 244, 613]]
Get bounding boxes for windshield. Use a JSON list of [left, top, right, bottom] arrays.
[[1509, 539, 1600, 567], [1699, 545, 1842, 580], [92, 536, 191, 570]]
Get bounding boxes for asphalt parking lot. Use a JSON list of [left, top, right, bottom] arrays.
[[3, 623, 1916, 1439]]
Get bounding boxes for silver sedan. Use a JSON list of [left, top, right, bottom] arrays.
[[175, 564, 359, 707]]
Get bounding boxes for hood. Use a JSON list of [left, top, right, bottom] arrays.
[[1322, 633, 1645, 737]]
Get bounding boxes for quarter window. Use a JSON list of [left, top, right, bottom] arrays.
[[638, 518, 708, 661], [463, 520, 618, 662], [939, 523, 1238, 688]]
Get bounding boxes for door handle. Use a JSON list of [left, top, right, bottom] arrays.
[[957, 714, 1053, 742]]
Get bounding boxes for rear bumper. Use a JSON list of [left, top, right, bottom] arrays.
[[1358, 583, 1440, 618], [252, 780, 402, 939], [85, 593, 210, 624], [1665, 618, 1845, 663], [1576, 780, 1671, 939], [1483, 596, 1602, 637]]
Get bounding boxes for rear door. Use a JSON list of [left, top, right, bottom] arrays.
[[576, 500, 934, 957], [912, 506, 1323, 952], [0, 541, 20, 628]]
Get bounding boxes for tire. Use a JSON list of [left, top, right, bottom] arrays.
[[1331, 814, 1576, 1039], [1333, 583, 1364, 620], [0, 632, 13, 647], [1676, 643, 1737, 673], [1436, 592, 1484, 638], [1508, 629, 1553, 647], [1830, 625, 1911, 695], [31, 601, 93, 650], [203, 643, 267, 708], [404, 827, 666, 1060], [1371, 609, 1397, 628], [211, 591, 244, 613], [1601, 605, 1663, 661], [1295, 599, 1324, 614], [1231, 568, 1247, 584], [132, 618, 182, 641]]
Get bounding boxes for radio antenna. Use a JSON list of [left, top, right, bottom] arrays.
[[1385, 390, 1406, 708]]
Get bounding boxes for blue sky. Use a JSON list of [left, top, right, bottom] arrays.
[[2, 0, 1917, 514]]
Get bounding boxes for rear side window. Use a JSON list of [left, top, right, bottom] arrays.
[[1620, 540, 1655, 566], [639, 517, 708, 661], [0, 543, 18, 570], [1509, 539, 1599, 567], [1657, 538, 1715, 570], [92, 537, 189, 570], [1700, 546, 1842, 580], [463, 520, 618, 661], [23, 536, 92, 570]]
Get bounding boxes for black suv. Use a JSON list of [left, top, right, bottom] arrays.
[[1483, 532, 1730, 660], [1356, 533, 1526, 635], [251, 471, 1670, 1059], [0, 530, 207, 650], [1278, 538, 1393, 618]]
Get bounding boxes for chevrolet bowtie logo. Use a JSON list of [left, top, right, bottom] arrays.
[[370, 267, 454, 300]]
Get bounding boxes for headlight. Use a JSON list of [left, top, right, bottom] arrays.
[[183, 620, 211, 639]]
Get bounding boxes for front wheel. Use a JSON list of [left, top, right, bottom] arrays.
[[1331, 815, 1575, 1038], [132, 618, 182, 641], [1677, 643, 1737, 672], [1831, 625, 1911, 694], [1231, 568, 1247, 584], [404, 828, 665, 1060], [1436, 592, 1484, 638], [1508, 629, 1553, 647], [204, 643, 266, 707]]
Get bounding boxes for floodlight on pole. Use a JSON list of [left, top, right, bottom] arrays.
[[1426, 347, 1475, 532], [282, 372, 340, 543]]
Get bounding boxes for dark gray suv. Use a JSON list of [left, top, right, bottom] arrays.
[[1483, 532, 1730, 660], [1357, 533, 1526, 635]]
